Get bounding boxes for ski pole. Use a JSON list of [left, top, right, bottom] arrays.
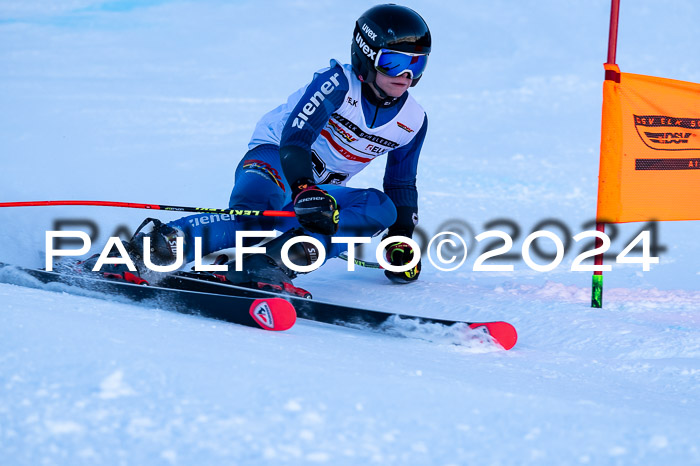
[[2, 199, 387, 269], [338, 252, 383, 269], [0, 200, 296, 217]]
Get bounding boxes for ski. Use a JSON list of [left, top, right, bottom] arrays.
[[162, 271, 518, 350], [0, 263, 296, 331], [0, 263, 517, 349]]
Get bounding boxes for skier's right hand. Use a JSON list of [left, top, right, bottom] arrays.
[[292, 179, 339, 236]]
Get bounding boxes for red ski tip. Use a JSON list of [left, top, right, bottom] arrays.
[[468, 321, 518, 350], [249, 298, 297, 331]]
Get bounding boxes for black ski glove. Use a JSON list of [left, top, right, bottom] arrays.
[[292, 178, 339, 236], [384, 238, 421, 283]]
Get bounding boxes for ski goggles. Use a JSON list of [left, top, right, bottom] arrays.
[[374, 49, 429, 79]]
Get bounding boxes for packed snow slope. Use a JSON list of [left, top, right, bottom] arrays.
[[1, 0, 700, 464]]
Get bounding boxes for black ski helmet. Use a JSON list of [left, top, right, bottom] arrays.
[[351, 4, 431, 87]]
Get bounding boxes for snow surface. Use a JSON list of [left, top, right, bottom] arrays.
[[1, 0, 700, 464]]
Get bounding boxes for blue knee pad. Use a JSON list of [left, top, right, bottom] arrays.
[[167, 144, 294, 261], [229, 144, 293, 235], [229, 144, 291, 211]]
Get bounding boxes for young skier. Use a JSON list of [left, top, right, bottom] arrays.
[[97, 4, 431, 290]]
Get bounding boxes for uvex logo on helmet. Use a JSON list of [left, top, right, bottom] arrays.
[[362, 23, 377, 40], [355, 32, 376, 60]]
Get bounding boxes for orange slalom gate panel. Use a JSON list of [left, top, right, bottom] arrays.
[[596, 64, 700, 223]]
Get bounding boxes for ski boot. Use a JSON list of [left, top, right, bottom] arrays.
[[73, 218, 184, 285], [223, 228, 316, 298]]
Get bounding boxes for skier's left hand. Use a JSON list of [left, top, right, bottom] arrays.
[[383, 240, 421, 283]]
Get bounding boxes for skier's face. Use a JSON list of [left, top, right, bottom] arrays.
[[374, 72, 412, 97]]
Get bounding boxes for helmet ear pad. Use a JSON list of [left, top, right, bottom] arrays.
[[351, 41, 377, 84]]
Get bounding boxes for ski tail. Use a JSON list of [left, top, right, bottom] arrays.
[[468, 321, 518, 350], [249, 298, 296, 331]]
